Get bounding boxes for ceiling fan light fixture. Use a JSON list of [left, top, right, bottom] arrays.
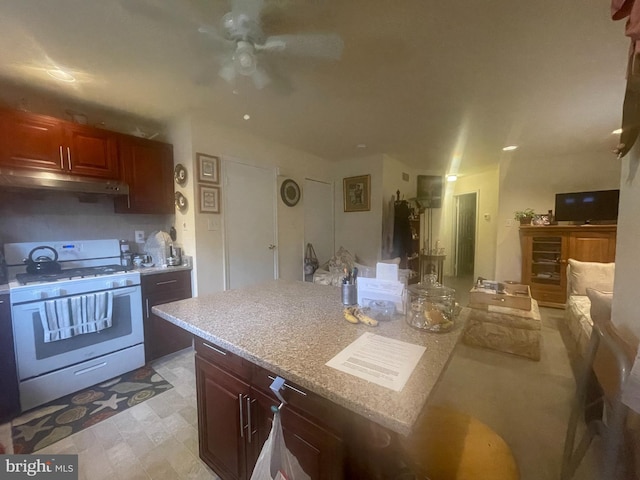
[[233, 41, 257, 76]]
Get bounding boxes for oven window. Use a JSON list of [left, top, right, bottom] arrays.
[[32, 294, 135, 360]]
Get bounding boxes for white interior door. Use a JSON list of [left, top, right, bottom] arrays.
[[304, 179, 334, 272], [224, 160, 277, 289]]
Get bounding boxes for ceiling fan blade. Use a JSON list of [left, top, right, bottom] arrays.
[[259, 33, 344, 60], [197, 24, 236, 49], [251, 66, 271, 90], [219, 58, 237, 84]]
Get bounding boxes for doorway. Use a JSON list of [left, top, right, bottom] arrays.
[[224, 160, 277, 290], [454, 192, 477, 277], [303, 179, 334, 279]]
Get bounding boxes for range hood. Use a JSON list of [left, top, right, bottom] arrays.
[[0, 168, 129, 196]]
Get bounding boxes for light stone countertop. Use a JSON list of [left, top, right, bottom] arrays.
[[152, 279, 466, 436], [134, 265, 192, 276]]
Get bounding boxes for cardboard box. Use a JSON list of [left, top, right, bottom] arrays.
[[468, 281, 531, 311]]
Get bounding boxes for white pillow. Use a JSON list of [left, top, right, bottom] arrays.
[[568, 259, 615, 296], [586, 288, 613, 327]]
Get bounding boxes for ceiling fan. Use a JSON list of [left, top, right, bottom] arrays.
[[123, 0, 344, 90]]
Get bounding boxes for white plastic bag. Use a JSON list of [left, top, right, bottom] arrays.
[[250, 411, 311, 480]]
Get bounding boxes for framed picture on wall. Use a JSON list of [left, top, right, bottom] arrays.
[[196, 153, 220, 184], [199, 185, 221, 214], [343, 174, 371, 212]]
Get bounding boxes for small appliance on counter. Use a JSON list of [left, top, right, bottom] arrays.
[[167, 245, 182, 266], [144, 230, 172, 267]]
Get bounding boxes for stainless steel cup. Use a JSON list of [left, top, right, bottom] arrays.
[[341, 284, 357, 305]]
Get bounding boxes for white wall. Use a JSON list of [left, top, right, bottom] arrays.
[[168, 113, 334, 297], [495, 152, 621, 282], [333, 155, 384, 266], [612, 146, 640, 343]]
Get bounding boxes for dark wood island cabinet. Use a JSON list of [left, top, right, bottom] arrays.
[[194, 338, 345, 480]]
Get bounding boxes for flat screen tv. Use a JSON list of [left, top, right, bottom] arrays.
[[554, 189, 619, 224]]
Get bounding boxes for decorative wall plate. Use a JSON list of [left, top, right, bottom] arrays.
[[175, 191, 188, 212], [174, 163, 188, 186], [280, 179, 301, 207]]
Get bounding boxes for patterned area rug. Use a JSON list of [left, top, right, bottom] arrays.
[[11, 365, 173, 454]]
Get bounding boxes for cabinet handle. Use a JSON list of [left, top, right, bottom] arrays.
[[267, 375, 307, 397], [59, 145, 64, 169], [238, 394, 244, 439], [246, 396, 252, 443], [67, 146, 71, 170], [156, 279, 178, 286], [145, 298, 150, 318], [202, 342, 227, 356]]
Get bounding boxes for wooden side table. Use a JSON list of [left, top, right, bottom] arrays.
[[420, 254, 446, 284]]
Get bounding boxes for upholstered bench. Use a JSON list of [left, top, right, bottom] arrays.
[[462, 300, 542, 361]]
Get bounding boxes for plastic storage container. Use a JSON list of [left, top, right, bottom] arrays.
[[406, 274, 456, 332]]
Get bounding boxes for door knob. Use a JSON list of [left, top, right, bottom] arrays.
[[268, 244, 276, 250]]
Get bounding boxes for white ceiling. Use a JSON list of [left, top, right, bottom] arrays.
[[0, 0, 631, 175]]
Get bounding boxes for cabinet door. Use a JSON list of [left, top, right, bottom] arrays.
[[196, 355, 250, 480], [0, 293, 20, 422], [115, 136, 174, 214], [521, 233, 569, 306], [0, 109, 65, 172], [569, 231, 616, 263], [64, 123, 119, 179], [249, 387, 345, 480], [142, 271, 193, 362]]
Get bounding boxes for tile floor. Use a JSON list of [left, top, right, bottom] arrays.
[[2, 349, 220, 480]]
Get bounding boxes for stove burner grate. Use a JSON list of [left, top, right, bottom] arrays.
[[16, 264, 131, 285]]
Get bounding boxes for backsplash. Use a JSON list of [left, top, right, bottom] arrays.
[[0, 190, 173, 248]]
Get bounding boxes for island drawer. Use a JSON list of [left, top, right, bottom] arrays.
[[252, 364, 345, 433], [195, 338, 251, 380]]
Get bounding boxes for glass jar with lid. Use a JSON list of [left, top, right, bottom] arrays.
[[406, 274, 456, 332]]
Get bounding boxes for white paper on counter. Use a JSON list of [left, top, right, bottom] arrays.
[[325, 332, 426, 391]]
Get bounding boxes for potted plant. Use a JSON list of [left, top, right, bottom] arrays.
[[514, 208, 536, 225]]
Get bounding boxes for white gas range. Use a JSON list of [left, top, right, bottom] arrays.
[[4, 239, 145, 412]]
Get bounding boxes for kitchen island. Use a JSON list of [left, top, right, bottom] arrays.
[[152, 279, 466, 479]]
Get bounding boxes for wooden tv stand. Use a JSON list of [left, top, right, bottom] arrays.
[[519, 224, 616, 307]]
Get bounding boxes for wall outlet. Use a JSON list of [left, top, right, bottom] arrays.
[[208, 218, 220, 231], [135, 230, 145, 243], [506, 219, 514, 227]]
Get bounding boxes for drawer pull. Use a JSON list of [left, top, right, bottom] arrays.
[[268, 375, 307, 397], [156, 279, 178, 286], [202, 342, 227, 356]]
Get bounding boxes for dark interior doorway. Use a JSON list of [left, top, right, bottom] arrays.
[[454, 192, 477, 277]]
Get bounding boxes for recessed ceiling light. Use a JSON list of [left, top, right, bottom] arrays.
[[46, 69, 76, 83], [446, 174, 458, 182], [243, 114, 250, 120], [502, 145, 518, 151], [356, 144, 366, 148], [612, 128, 622, 135]]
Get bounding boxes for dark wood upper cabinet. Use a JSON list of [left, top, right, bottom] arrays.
[[114, 135, 175, 214], [0, 109, 119, 179]]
